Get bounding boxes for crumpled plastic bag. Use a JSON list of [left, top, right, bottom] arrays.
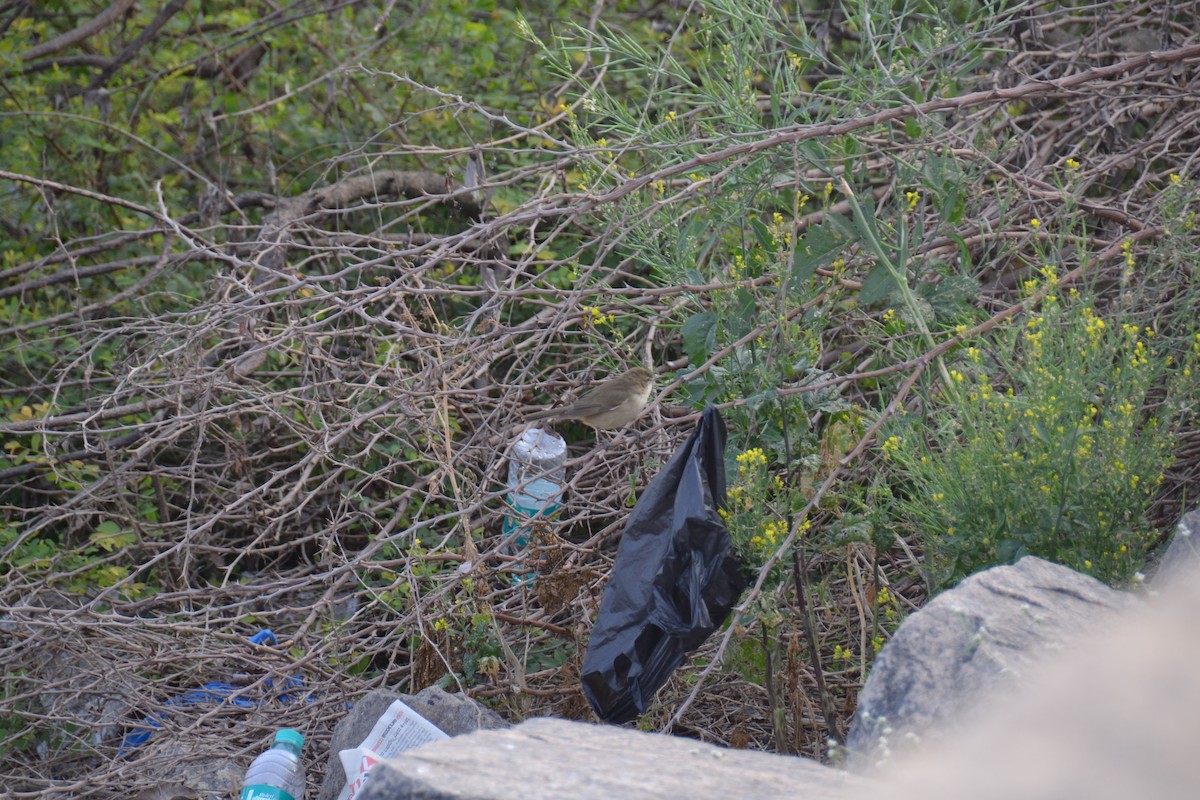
[[582, 405, 747, 723]]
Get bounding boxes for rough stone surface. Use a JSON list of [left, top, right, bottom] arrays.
[[846, 555, 1137, 767], [316, 686, 509, 800], [866, 569, 1200, 800], [1153, 505, 1200, 585], [357, 717, 869, 800]]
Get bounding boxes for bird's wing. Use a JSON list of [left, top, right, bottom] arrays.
[[556, 392, 608, 419]]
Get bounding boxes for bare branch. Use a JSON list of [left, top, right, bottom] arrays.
[[20, 0, 137, 61]]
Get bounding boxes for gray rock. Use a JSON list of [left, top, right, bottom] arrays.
[[861, 567, 1200, 800], [404, 685, 509, 736], [357, 717, 869, 800], [846, 556, 1137, 767], [317, 687, 508, 800], [1153, 506, 1200, 585]]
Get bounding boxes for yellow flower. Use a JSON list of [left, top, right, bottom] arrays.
[[905, 191, 920, 211], [1170, 173, 1182, 184], [1121, 239, 1135, 267], [1066, 158, 1080, 171], [736, 447, 768, 470], [881, 435, 901, 459], [1030, 218, 1041, 229]]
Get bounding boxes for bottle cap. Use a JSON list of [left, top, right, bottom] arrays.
[[275, 728, 304, 748]]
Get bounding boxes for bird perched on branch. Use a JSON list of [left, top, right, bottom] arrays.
[[526, 367, 654, 430]]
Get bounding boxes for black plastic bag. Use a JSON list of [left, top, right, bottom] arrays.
[[582, 405, 747, 723]]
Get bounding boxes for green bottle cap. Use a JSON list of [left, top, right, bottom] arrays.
[[274, 728, 304, 749]]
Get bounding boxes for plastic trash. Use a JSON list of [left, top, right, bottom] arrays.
[[504, 427, 567, 582], [241, 728, 307, 800], [118, 630, 306, 756], [581, 405, 747, 723]]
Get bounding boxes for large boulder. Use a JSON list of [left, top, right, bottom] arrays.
[[865, 567, 1200, 800], [356, 717, 868, 800], [846, 555, 1137, 766]]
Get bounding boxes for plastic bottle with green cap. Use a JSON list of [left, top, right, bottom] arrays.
[[240, 728, 307, 800]]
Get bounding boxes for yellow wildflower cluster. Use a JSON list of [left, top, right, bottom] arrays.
[[1082, 307, 1106, 343], [749, 517, 788, 555], [1121, 239, 1135, 268], [881, 435, 901, 460], [728, 254, 747, 281], [905, 191, 920, 211], [580, 304, 615, 327], [769, 212, 792, 249], [736, 447, 767, 475], [1024, 315, 1045, 358]]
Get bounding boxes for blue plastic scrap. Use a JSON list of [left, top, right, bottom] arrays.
[[118, 629, 306, 756]]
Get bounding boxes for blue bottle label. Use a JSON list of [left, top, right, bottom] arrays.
[[240, 786, 295, 800]]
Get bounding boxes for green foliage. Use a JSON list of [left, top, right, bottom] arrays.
[[886, 276, 1199, 587]]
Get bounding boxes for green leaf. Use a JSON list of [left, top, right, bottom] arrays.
[[859, 262, 899, 306], [745, 387, 778, 412], [920, 273, 980, 319], [792, 222, 845, 283], [729, 289, 757, 339], [824, 211, 860, 243], [681, 311, 717, 366], [751, 216, 775, 252]]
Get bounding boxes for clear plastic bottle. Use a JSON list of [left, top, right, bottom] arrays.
[[504, 427, 567, 582], [240, 728, 307, 800]]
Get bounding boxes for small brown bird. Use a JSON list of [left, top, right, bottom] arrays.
[[526, 367, 654, 430]]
